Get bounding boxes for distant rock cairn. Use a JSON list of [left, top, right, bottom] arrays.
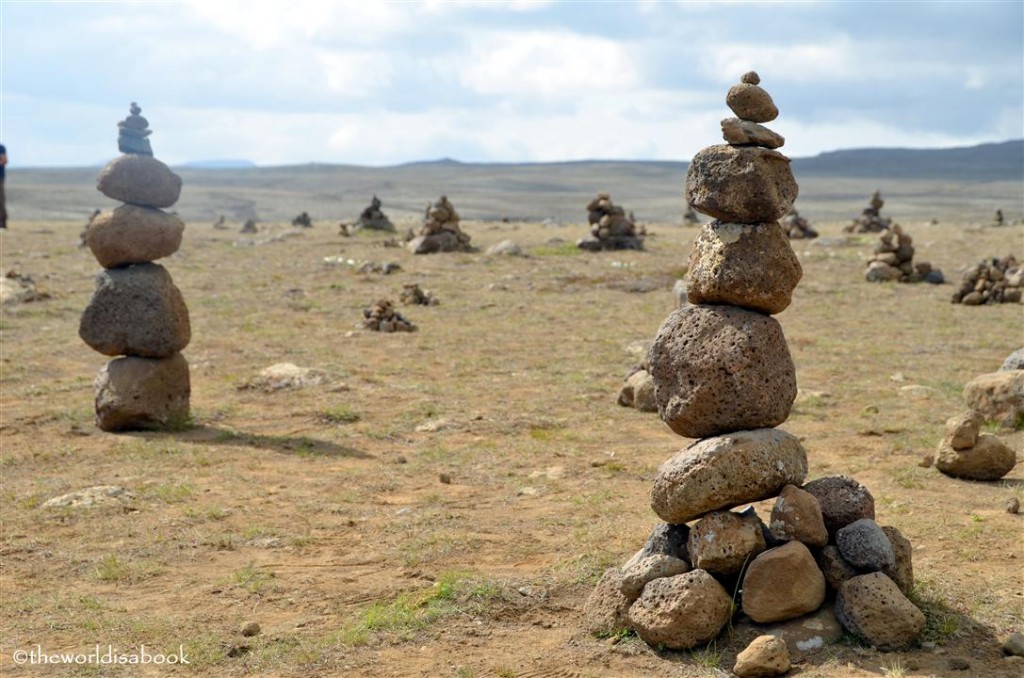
[[781, 207, 817, 239], [408, 195, 472, 254], [81, 103, 190, 431], [355, 195, 396, 232], [952, 255, 1023, 305], [864, 223, 943, 284], [844, 190, 891, 233], [584, 73, 925, 655], [577, 193, 644, 251]]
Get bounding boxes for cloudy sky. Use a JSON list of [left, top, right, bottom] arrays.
[[2, 1, 1021, 167]]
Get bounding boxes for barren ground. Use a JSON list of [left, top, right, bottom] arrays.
[[1, 209, 1022, 677]]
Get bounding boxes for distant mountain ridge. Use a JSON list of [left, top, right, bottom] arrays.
[[179, 159, 257, 169]]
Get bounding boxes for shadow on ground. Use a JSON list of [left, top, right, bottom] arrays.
[[123, 424, 374, 459]]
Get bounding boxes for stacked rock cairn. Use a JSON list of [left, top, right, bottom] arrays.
[[932, 410, 1017, 481], [577, 193, 644, 251], [951, 255, 1023, 305], [80, 103, 190, 432], [354, 195, 396, 232], [617, 359, 657, 413], [844, 191, 891, 233], [781, 207, 818, 239], [291, 211, 313, 228], [408, 195, 472, 254], [362, 299, 416, 332], [864, 223, 943, 284], [584, 74, 925, 663], [400, 283, 439, 306]]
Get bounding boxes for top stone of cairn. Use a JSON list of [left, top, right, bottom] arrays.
[[118, 102, 153, 156], [726, 71, 778, 123]]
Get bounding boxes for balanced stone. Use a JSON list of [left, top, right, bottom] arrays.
[[686, 145, 798, 223], [963, 370, 1024, 428], [649, 305, 797, 438], [686, 220, 802, 314], [651, 429, 807, 524], [623, 523, 690, 568], [835, 572, 925, 650], [79, 263, 190, 357], [818, 545, 858, 593], [117, 102, 153, 155], [94, 353, 190, 432], [721, 118, 785, 149], [836, 519, 895, 571], [687, 509, 766, 575], [726, 78, 779, 123], [769, 484, 828, 547], [802, 476, 875, 537], [936, 433, 1017, 480], [945, 410, 983, 450], [741, 541, 825, 623], [97, 154, 183, 208], [627, 570, 732, 650], [85, 204, 184, 268]]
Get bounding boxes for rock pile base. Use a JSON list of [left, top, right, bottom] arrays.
[[864, 224, 943, 284], [408, 196, 472, 254], [578, 193, 644, 251], [951, 255, 1023, 304], [291, 212, 313, 228], [362, 299, 416, 332], [354, 195, 395, 232], [400, 283, 439, 306]]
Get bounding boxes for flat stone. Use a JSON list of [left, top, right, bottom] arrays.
[[836, 519, 895, 571], [41, 485, 134, 509], [97, 154, 182, 208], [758, 605, 844, 656], [936, 433, 1017, 480], [802, 476, 875, 538], [94, 353, 191, 432], [686, 145, 797, 223], [770, 484, 828, 547], [79, 263, 190, 358], [881, 526, 914, 595], [687, 509, 766, 575], [733, 635, 791, 678], [835, 572, 925, 651], [85, 204, 184, 268], [686, 220, 802, 314], [726, 82, 779, 123], [721, 118, 785, 149], [652, 429, 807, 524], [742, 541, 826, 624], [649, 305, 797, 438], [408, 231, 471, 254], [582, 568, 633, 636], [242, 363, 329, 392], [963, 371, 1024, 429], [619, 554, 690, 598], [486, 239, 523, 256], [945, 410, 984, 450], [627, 570, 732, 650]]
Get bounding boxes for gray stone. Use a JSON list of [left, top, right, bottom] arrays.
[[835, 572, 925, 651], [582, 568, 633, 636], [945, 410, 984, 450], [936, 433, 1017, 480], [742, 541, 826, 624], [42, 485, 134, 509], [627, 570, 732, 650], [881, 526, 914, 595], [836, 519, 895, 571], [241, 363, 329, 392], [963, 371, 1024, 429], [687, 510, 766, 575], [97, 154, 182, 208], [770, 484, 828, 547], [408, 231, 470, 254], [649, 305, 797, 438], [726, 82, 779, 123], [721, 118, 785, 149], [733, 635, 791, 678], [1003, 632, 1024, 657], [1000, 348, 1024, 372], [652, 429, 807, 524], [619, 554, 690, 598], [686, 145, 798, 224], [94, 353, 191, 432], [686, 220, 802, 314], [866, 261, 902, 282], [802, 476, 875, 537], [486, 239, 523, 256], [79, 263, 190, 358], [85, 204, 184, 268], [623, 523, 690, 569]]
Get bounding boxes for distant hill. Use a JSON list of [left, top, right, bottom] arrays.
[[791, 140, 1023, 182], [179, 159, 257, 169]]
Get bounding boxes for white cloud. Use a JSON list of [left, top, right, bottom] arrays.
[[697, 39, 863, 84], [316, 50, 394, 96]]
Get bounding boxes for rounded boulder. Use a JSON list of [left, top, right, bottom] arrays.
[[627, 570, 732, 650], [802, 476, 875, 538], [95, 353, 190, 432], [741, 541, 826, 623], [97, 154, 183, 208], [686, 145, 797, 223], [936, 433, 1017, 480], [85, 204, 185, 268], [835, 572, 925, 651]]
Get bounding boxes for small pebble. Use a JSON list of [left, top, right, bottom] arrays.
[[439, 473, 451, 484], [947, 657, 970, 671], [396, 455, 408, 464], [240, 621, 261, 637], [919, 454, 934, 468], [1006, 497, 1020, 514]]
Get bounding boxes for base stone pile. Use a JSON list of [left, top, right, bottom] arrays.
[[408, 196, 472, 254], [81, 103, 190, 432], [361, 299, 416, 332], [585, 73, 925, 660], [951, 255, 1023, 305], [864, 223, 943, 284], [399, 283, 439, 306], [577, 193, 644, 251], [354, 195, 396, 232], [844, 191, 891, 233], [291, 211, 313, 228]]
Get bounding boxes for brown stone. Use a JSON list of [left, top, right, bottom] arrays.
[[770, 484, 828, 547], [582, 568, 633, 636], [818, 545, 858, 593], [802, 476, 875, 537], [686, 220, 802, 315], [85, 204, 185, 269], [963, 371, 1024, 429], [648, 305, 797, 438], [627, 570, 732, 650], [94, 353, 190, 432], [726, 82, 779, 123], [619, 555, 690, 599], [687, 510, 766, 575], [733, 635, 791, 678], [742, 541, 825, 623], [96, 154, 182, 208], [835, 572, 925, 650], [936, 433, 1017, 480], [945, 410, 984, 450], [651, 429, 807, 524], [758, 605, 844, 656], [685, 145, 798, 224], [881, 526, 914, 595], [721, 118, 785, 149]]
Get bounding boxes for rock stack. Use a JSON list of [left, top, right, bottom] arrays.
[[844, 191, 892, 233], [951, 255, 1023, 305], [361, 299, 416, 332], [354, 195, 396, 232], [617, 360, 657, 413], [80, 104, 190, 432], [408, 196, 472, 254], [584, 73, 925, 659], [578, 193, 644, 251], [241, 219, 258, 234], [399, 283, 439, 306], [781, 207, 817, 239], [933, 411, 1016, 480], [864, 224, 943, 284], [291, 211, 313, 228]]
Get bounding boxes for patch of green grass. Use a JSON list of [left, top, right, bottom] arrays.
[[908, 578, 962, 644], [880, 657, 908, 678], [690, 640, 724, 670], [141, 482, 195, 504], [223, 563, 275, 595], [891, 466, 925, 489], [317, 405, 361, 424], [93, 554, 164, 583]]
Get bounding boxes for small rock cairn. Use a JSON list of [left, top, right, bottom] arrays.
[[864, 224, 943, 284], [212, 215, 227, 230], [362, 299, 416, 332], [80, 103, 190, 431], [952, 255, 1023, 305], [781, 207, 817, 239], [844, 191, 891, 233], [577, 193, 644, 251], [400, 283, 439, 306], [241, 219, 258, 234], [408, 195, 472, 254], [585, 73, 925, 661], [291, 211, 313, 228], [933, 410, 1016, 481], [355, 195, 395, 232], [617, 360, 657, 413]]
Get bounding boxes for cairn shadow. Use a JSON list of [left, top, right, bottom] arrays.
[[124, 424, 373, 459]]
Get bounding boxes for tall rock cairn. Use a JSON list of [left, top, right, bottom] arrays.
[[80, 103, 191, 431], [584, 74, 925, 655]]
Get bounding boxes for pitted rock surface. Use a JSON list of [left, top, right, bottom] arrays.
[[94, 353, 190, 432], [79, 263, 190, 357], [835, 572, 925, 651], [721, 118, 785, 149], [741, 541, 826, 623], [687, 509, 766, 575], [627, 570, 732, 650], [802, 476, 875, 537], [726, 82, 779, 123], [686, 220, 802, 314], [936, 433, 1017, 480], [97, 154, 183, 208], [651, 429, 807, 524], [769, 484, 828, 547], [836, 519, 895, 571], [85, 205, 184, 269], [582, 568, 633, 635], [686, 145, 797, 223], [623, 523, 690, 569], [619, 555, 691, 599], [881, 526, 914, 595], [818, 545, 858, 593], [649, 305, 797, 438]]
